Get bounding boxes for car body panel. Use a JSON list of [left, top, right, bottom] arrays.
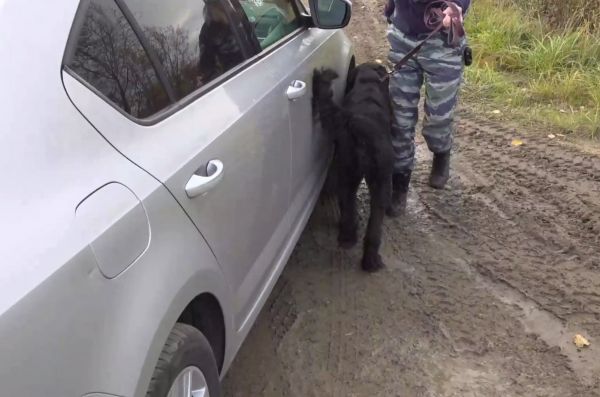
[[287, 28, 353, 216], [75, 182, 151, 279], [0, 1, 232, 396], [0, 0, 353, 395], [64, 26, 353, 333], [0, 186, 232, 397], [63, 64, 294, 332]]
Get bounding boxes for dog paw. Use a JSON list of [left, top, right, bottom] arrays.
[[338, 230, 358, 248], [361, 253, 385, 272]]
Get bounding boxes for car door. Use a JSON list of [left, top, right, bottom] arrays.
[[286, 24, 352, 209], [62, 0, 293, 329], [236, 0, 353, 211]]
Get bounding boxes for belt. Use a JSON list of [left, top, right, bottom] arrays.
[[391, 1, 465, 72]]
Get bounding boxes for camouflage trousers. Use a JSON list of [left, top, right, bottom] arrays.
[[387, 25, 465, 172]]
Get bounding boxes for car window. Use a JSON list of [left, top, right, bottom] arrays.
[[66, 0, 171, 119], [239, 0, 302, 49], [124, 0, 247, 99]]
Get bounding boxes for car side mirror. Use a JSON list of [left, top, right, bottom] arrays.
[[308, 0, 352, 29]]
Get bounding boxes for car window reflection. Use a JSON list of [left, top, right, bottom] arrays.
[[125, 0, 246, 99], [240, 0, 301, 49], [68, 0, 170, 118], [68, 0, 249, 118]]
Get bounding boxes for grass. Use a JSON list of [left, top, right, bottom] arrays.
[[463, 0, 600, 138]]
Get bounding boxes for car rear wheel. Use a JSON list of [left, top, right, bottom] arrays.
[[147, 323, 221, 397]]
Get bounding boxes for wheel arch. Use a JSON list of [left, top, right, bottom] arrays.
[[177, 292, 226, 373], [132, 263, 234, 397]]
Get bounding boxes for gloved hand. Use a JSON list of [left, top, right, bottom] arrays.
[[442, 4, 463, 28]]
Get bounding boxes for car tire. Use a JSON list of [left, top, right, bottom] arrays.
[[146, 323, 222, 397]]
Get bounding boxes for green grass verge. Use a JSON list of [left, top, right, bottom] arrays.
[[463, 0, 600, 138]]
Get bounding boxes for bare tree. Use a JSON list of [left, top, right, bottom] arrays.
[[145, 26, 198, 97], [70, 2, 167, 117]]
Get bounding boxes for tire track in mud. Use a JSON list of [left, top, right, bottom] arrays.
[[379, 191, 596, 396], [453, 115, 600, 320], [411, 112, 600, 386], [326, 241, 353, 397], [459, 113, 600, 182]]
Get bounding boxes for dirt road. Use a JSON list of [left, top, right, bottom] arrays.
[[222, 1, 600, 395]]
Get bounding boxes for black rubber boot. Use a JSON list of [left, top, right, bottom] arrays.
[[429, 151, 450, 189], [386, 171, 411, 217]]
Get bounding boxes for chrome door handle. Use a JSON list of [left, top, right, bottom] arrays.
[[286, 80, 307, 100], [185, 159, 224, 198]]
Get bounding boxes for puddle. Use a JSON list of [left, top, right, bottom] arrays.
[[455, 257, 600, 386]]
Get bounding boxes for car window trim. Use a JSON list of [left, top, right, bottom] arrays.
[[289, 0, 304, 23], [62, 0, 91, 67], [63, 5, 309, 126], [114, 0, 178, 102], [226, 0, 263, 54], [221, 0, 260, 58], [296, 0, 309, 15]]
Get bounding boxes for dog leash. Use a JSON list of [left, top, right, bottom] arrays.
[[390, 0, 465, 72]]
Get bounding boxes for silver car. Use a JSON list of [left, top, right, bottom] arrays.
[[0, 0, 353, 395]]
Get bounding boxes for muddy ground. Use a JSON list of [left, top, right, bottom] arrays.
[[222, 1, 600, 395]]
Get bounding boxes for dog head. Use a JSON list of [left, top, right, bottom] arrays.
[[313, 68, 339, 112], [313, 68, 339, 97], [347, 62, 389, 91]]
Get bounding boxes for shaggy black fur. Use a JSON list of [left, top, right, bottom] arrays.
[[313, 63, 394, 272]]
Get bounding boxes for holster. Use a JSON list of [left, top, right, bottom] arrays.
[[463, 45, 472, 66]]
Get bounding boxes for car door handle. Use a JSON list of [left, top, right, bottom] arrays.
[[185, 159, 224, 198], [286, 80, 307, 100]]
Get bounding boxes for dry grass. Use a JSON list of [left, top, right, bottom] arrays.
[[463, 0, 600, 138], [514, 0, 600, 31]]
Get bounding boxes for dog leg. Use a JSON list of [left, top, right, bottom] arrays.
[[361, 168, 392, 272], [337, 166, 362, 248]]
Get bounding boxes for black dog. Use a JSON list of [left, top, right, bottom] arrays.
[[313, 63, 394, 272]]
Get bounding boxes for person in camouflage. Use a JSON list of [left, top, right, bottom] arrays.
[[384, 0, 470, 216]]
